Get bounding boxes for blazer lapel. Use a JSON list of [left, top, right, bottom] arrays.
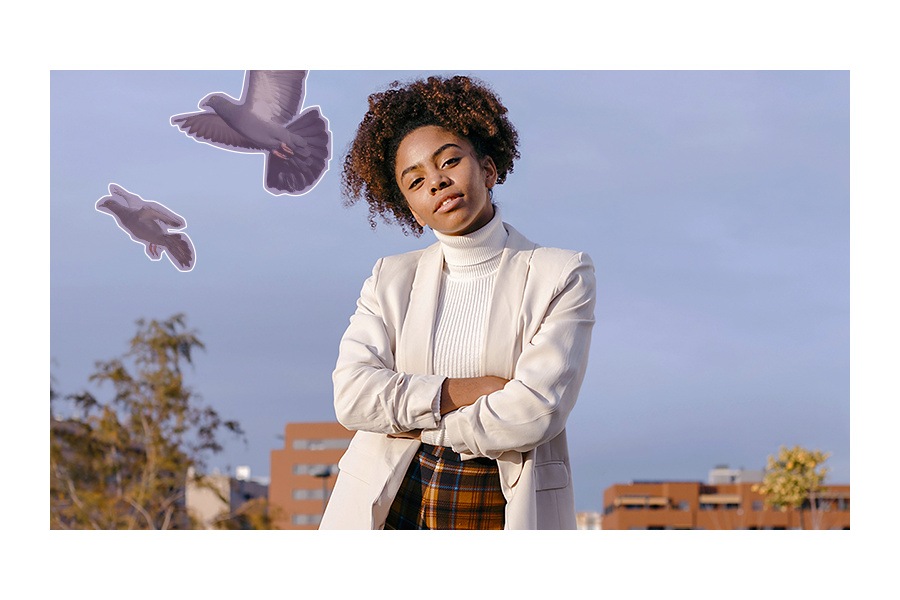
[[396, 241, 443, 376], [483, 223, 536, 378]]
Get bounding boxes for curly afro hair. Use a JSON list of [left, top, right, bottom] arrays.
[[341, 75, 520, 236]]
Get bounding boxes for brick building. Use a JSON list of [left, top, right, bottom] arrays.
[[268, 422, 354, 529], [601, 467, 850, 530]]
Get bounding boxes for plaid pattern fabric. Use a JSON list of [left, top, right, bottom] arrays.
[[384, 443, 506, 530]]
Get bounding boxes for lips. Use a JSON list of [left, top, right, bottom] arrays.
[[434, 193, 463, 213]]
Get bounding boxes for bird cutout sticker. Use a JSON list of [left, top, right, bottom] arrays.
[[96, 183, 197, 272], [170, 70, 332, 196]]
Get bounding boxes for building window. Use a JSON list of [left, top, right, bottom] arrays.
[[752, 501, 764, 511], [724, 503, 740, 511], [292, 514, 322, 526], [700, 503, 716, 511], [677, 501, 690, 511], [292, 488, 326, 500], [292, 438, 352, 451], [293, 463, 338, 476]]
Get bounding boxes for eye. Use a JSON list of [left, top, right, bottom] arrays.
[[408, 177, 423, 190], [442, 156, 461, 168]]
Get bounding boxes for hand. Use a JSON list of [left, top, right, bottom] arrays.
[[388, 429, 422, 440]]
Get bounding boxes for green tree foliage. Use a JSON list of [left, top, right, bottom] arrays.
[[50, 314, 245, 529], [753, 445, 830, 529]]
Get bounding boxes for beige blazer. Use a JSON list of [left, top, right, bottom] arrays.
[[319, 223, 596, 529]]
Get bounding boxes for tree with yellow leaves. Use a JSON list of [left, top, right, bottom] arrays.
[[51, 314, 246, 529], [753, 445, 830, 529]]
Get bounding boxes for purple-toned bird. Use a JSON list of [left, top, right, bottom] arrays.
[[96, 183, 196, 272], [170, 70, 331, 196]]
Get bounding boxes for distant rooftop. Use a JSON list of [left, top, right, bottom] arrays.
[[627, 465, 766, 486]]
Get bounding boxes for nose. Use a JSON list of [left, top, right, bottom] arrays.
[[429, 172, 450, 194]]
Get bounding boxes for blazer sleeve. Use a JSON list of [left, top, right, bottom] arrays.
[[441, 252, 596, 459], [332, 258, 445, 434]]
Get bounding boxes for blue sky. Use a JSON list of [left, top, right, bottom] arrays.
[[50, 69, 849, 512]]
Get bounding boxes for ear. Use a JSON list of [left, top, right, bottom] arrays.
[[481, 155, 498, 188]]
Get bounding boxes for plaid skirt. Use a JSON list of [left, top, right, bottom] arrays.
[[384, 443, 506, 530]]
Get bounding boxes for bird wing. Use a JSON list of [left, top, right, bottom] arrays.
[[243, 70, 308, 126], [171, 112, 266, 152], [108, 183, 146, 210], [136, 204, 185, 229]]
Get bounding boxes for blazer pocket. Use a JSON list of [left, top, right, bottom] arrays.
[[337, 445, 379, 485], [535, 461, 569, 491]]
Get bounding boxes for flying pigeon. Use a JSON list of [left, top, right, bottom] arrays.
[[96, 183, 196, 272], [170, 70, 332, 196]]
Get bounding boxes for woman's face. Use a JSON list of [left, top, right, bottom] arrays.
[[394, 125, 497, 236]]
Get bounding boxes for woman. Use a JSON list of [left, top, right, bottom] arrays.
[[319, 75, 596, 529]]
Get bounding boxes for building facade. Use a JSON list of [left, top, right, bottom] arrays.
[[601, 470, 850, 530], [185, 466, 269, 529], [268, 422, 354, 530], [576, 511, 603, 530]]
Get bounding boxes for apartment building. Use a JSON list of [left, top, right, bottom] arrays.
[[601, 467, 849, 530], [269, 421, 354, 530]]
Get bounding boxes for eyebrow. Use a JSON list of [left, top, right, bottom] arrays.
[[399, 143, 462, 180]]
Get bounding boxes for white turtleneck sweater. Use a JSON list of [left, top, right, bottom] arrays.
[[420, 208, 508, 448]]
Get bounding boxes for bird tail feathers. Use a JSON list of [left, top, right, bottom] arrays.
[[163, 233, 195, 271], [266, 108, 331, 195], [287, 107, 330, 145]]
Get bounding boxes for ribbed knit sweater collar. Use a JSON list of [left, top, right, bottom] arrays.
[[432, 206, 507, 265], [432, 207, 508, 277]]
